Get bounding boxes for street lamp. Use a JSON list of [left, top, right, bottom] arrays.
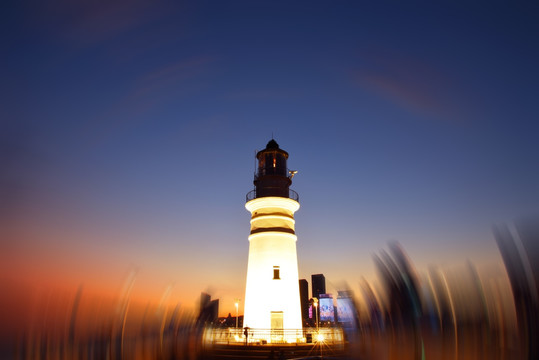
[[312, 298, 319, 332], [234, 299, 240, 329]]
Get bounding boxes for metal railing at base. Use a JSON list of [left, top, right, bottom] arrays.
[[203, 327, 344, 346]]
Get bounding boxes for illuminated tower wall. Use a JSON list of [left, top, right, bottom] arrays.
[[243, 140, 303, 340]]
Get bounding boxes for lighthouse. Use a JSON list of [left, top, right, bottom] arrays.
[[243, 139, 303, 342]]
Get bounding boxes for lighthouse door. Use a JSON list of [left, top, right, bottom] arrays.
[[270, 311, 284, 343]]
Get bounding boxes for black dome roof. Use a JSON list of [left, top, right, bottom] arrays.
[[266, 139, 279, 149]]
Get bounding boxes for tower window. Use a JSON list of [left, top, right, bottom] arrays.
[[273, 266, 280, 280]]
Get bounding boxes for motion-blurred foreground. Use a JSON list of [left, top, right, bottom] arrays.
[[8, 219, 538, 360]]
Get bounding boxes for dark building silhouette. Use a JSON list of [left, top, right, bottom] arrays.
[[426, 266, 453, 333], [495, 219, 539, 360], [299, 279, 309, 325], [359, 279, 384, 331], [311, 274, 326, 299], [373, 242, 422, 356], [200, 293, 211, 311], [311, 274, 326, 327], [198, 292, 219, 324], [514, 219, 539, 295]]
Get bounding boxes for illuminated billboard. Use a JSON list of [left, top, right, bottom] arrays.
[[337, 297, 355, 323], [319, 296, 334, 322]]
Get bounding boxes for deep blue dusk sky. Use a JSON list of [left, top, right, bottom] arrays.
[[2, 1, 539, 313]]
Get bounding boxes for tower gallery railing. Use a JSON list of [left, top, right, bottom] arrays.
[[246, 189, 299, 203]]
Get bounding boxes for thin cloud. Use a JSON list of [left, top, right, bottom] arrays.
[[29, 0, 174, 46], [131, 56, 214, 99], [225, 89, 301, 101], [83, 56, 214, 147], [357, 72, 443, 116], [352, 50, 467, 122]]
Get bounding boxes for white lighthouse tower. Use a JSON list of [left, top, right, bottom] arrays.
[[243, 139, 303, 342]]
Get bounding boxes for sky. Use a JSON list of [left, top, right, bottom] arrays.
[[2, 0, 539, 323]]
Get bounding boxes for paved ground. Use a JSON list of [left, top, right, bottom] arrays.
[[201, 343, 348, 359]]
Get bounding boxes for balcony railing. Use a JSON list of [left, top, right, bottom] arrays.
[[246, 189, 299, 203]]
